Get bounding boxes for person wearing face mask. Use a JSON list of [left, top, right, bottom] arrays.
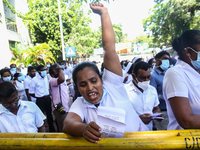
[[150, 51, 170, 130], [0, 69, 17, 86], [29, 65, 55, 132], [163, 30, 200, 130], [124, 61, 162, 130], [49, 63, 70, 132], [24, 66, 37, 103], [147, 58, 156, 73], [13, 73, 28, 101], [10, 64, 17, 77], [0, 82, 46, 133], [20, 63, 27, 77]]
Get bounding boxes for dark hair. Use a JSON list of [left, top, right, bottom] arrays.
[[120, 60, 125, 67], [36, 65, 44, 71], [72, 62, 101, 99], [155, 51, 170, 59], [172, 30, 200, 61], [133, 61, 150, 76], [61, 60, 66, 64], [148, 58, 155, 65], [127, 58, 143, 74], [49, 64, 58, 76], [28, 66, 35, 73], [13, 73, 20, 80], [101, 63, 104, 72], [0, 69, 11, 77], [0, 82, 17, 100], [10, 64, 16, 68]]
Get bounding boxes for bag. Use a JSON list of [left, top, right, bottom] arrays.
[[54, 102, 66, 114], [52, 85, 66, 114]]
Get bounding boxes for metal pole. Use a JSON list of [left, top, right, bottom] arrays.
[[57, 0, 65, 60]]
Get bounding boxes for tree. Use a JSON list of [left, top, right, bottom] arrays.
[[23, 43, 56, 66], [10, 43, 25, 67], [143, 0, 200, 48], [24, 0, 104, 60]]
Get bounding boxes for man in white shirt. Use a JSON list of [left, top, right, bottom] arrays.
[[20, 63, 27, 76], [24, 66, 37, 103], [61, 60, 72, 79], [0, 81, 45, 133], [125, 61, 162, 130], [29, 65, 55, 132]]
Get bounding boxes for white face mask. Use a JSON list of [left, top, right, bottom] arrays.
[[136, 78, 150, 91]]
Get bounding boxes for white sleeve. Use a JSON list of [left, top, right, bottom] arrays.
[[69, 98, 85, 122], [29, 79, 36, 94], [24, 79, 30, 89], [33, 103, 46, 127], [163, 68, 188, 100]]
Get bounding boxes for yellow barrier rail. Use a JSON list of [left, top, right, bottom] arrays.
[[0, 130, 200, 149]]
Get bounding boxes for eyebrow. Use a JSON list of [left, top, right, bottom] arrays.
[[78, 77, 97, 83]]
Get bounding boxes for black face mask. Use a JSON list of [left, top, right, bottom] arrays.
[[30, 74, 35, 78]]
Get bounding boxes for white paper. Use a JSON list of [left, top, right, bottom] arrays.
[[151, 113, 164, 119], [96, 107, 126, 138]]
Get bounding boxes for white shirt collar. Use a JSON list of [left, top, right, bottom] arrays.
[[0, 100, 27, 114], [176, 59, 200, 86], [126, 81, 138, 92]]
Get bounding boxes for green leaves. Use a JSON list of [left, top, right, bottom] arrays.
[[143, 0, 200, 48]]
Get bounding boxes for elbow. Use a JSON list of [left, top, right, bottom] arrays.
[[178, 117, 196, 129]]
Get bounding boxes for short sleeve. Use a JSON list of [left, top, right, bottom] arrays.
[[29, 79, 36, 94], [102, 69, 123, 86], [163, 68, 188, 100], [24, 79, 30, 89], [49, 78, 58, 87], [33, 103, 46, 127], [69, 97, 85, 122]]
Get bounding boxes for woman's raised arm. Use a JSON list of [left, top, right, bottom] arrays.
[[90, 3, 122, 76]]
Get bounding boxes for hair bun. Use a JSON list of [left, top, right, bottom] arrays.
[[172, 37, 180, 52]]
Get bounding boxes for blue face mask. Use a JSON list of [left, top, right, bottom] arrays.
[[47, 64, 50, 68], [160, 59, 169, 71], [61, 65, 65, 69], [17, 72, 25, 81], [40, 70, 47, 77], [188, 47, 200, 70], [170, 64, 174, 68], [123, 65, 126, 70], [10, 68, 16, 72], [18, 76, 23, 82], [21, 65, 25, 68], [84, 90, 107, 105], [3, 76, 11, 82]]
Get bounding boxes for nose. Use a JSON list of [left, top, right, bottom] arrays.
[[10, 102, 17, 108], [87, 83, 93, 91]]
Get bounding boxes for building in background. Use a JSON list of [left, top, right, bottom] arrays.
[[0, 0, 30, 69]]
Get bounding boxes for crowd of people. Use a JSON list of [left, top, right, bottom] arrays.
[[0, 3, 200, 143]]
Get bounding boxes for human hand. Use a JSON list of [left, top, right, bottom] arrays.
[[90, 3, 106, 15], [82, 121, 102, 143], [139, 113, 152, 124], [123, 76, 128, 83], [154, 113, 164, 122]]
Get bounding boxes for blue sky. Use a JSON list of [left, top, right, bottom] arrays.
[[85, 0, 156, 40]]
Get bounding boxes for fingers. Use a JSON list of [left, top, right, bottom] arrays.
[[83, 122, 102, 143]]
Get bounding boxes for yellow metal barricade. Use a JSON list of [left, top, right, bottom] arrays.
[[0, 130, 199, 149]]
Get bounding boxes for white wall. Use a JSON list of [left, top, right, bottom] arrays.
[[0, 0, 12, 69], [0, 0, 30, 69]]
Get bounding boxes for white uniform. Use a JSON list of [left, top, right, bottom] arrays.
[[0, 101, 45, 133], [24, 75, 37, 103], [69, 69, 148, 132], [125, 81, 159, 130], [163, 59, 200, 130], [15, 80, 28, 101]]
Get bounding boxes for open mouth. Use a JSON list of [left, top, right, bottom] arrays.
[[88, 92, 97, 100]]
